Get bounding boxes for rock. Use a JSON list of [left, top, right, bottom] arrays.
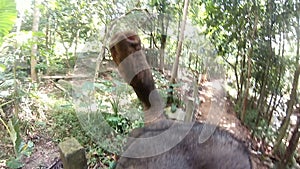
[[58, 137, 87, 169]]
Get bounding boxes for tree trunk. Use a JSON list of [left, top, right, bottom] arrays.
[[167, 0, 189, 104], [241, 13, 258, 122], [238, 52, 246, 107], [268, 30, 285, 127], [274, 64, 300, 154], [235, 50, 241, 101], [170, 0, 190, 83], [255, 36, 272, 128], [278, 108, 300, 169], [274, 13, 300, 154], [159, 13, 168, 72], [73, 28, 80, 62], [30, 0, 41, 82], [45, 14, 51, 75], [159, 34, 167, 71]]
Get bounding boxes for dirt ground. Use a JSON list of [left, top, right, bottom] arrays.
[[195, 80, 270, 169], [21, 137, 60, 169]]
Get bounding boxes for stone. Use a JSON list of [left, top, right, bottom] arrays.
[[58, 137, 87, 169]]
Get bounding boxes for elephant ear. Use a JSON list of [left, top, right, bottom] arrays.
[[0, 0, 17, 45]]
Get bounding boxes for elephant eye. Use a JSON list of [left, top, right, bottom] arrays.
[[128, 36, 135, 40]]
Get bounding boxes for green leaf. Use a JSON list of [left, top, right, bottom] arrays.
[[0, 0, 17, 45], [171, 103, 177, 113], [107, 116, 120, 122], [109, 161, 117, 169], [0, 79, 15, 89], [0, 63, 6, 72], [18, 140, 34, 157], [8, 117, 22, 156], [6, 157, 24, 169], [8, 120, 17, 149]]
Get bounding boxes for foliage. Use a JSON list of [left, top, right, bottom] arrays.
[[0, 0, 300, 168], [0, 0, 17, 45], [104, 112, 131, 135], [0, 33, 38, 168], [152, 69, 169, 99], [0, 78, 50, 167], [97, 77, 144, 127], [49, 103, 79, 142], [49, 101, 116, 168], [49, 78, 144, 167], [244, 109, 259, 130], [0, 116, 34, 169]]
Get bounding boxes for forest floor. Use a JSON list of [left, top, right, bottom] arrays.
[[14, 73, 273, 169], [20, 138, 60, 169], [195, 79, 270, 169]]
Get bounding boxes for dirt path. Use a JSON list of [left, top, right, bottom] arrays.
[[22, 137, 60, 169], [195, 80, 269, 169]]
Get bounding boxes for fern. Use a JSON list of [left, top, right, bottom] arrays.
[[0, 0, 17, 45]]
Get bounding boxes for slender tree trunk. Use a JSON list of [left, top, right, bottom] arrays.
[[13, 1, 22, 116], [170, 0, 190, 83], [241, 13, 258, 122], [266, 92, 274, 117], [159, 34, 167, 71], [235, 50, 241, 101], [274, 14, 300, 154], [167, 0, 189, 104], [255, 38, 272, 128], [238, 52, 246, 106], [196, 54, 200, 71], [278, 108, 300, 169], [45, 14, 51, 75], [95, 26, 108, 79], [159, 13, 168, 72], [268, 30, 284, 127], [257, 44, 271, 114], [269, 30, 285, 123], [73, 28, 80, 62], [30, 0, 41, 82], [274, 64, 300, 154], [56, 31, 71, 69]]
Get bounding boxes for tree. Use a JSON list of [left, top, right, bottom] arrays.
[[170, 0, 189, 83], [274, 3, 300, 154], [167, 0, 189, 104], [149, 0, 169, 71], [274, 64, 300, 154], [241, 7, 259, 122], [30, 0, 41, 82], [278, 108, 300, 169], [158, 10, 168, 72]]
